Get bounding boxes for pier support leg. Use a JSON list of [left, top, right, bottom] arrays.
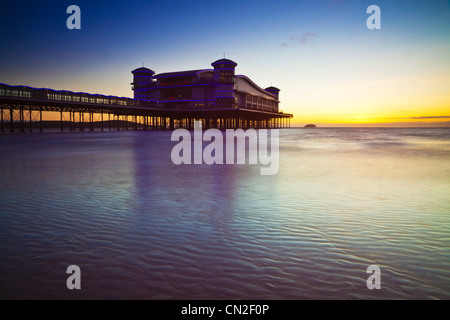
[[60, 110, 63, 132], [10, 107, 14, 132], [1, 105, 4, 133], [20, 107, 24, 132], [29, 108, 32, 132], [39, 107, 43, 132]]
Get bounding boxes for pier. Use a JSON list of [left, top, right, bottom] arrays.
[[0, 83, 292, 133]]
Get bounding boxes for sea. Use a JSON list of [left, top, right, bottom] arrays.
[[0, 127, 449, 299]]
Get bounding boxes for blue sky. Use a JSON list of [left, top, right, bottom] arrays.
[[1, 0, 449, 125]]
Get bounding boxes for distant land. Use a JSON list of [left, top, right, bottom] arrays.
[[294, 122, 450, 128], [304, 124, 317, 128]]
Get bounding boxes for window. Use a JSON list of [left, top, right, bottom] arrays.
[[163, 87, 192, 99], [159, 76, 192, 86]]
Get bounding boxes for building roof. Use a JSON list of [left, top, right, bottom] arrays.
[[154, 69, 212, 78], [236, 75, 279, 100], [132, 67, 155, 75], [155, 69, 204, 78], [211, 59, 238, 67]]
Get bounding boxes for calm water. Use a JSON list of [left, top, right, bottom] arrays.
[[0, 128, 449, 299]]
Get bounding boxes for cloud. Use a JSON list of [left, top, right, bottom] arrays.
[[383, 116, 450, 120], [409, 116, 450, 119], [300, 32, 316, 43], [280, 32, 316, 47]]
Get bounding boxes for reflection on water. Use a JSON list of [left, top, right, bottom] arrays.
[[0, 128, 449, 299]]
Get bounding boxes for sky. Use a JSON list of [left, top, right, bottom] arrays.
[[0, 0, 449, 126]]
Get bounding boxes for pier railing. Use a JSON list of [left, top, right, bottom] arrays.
[[0, 83, 147, 108]]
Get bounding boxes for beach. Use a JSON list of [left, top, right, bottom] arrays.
[[0, 127, 449, 299]]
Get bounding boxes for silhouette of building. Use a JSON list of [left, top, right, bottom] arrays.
[[131, 58, 280, 112], [0, 58, 291, 133]]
